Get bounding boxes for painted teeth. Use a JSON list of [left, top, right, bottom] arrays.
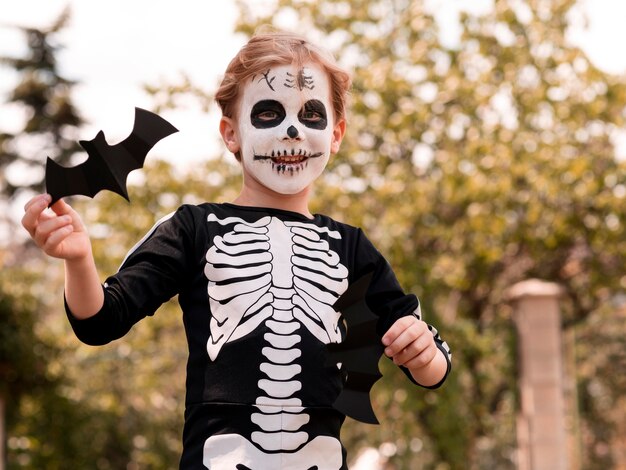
[[271, 161, 308, 173], [255, 149, 318, 172], [273, 155, 306, 163]]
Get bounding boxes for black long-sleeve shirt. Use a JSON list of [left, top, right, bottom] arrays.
[[66, 203, 451, 469]]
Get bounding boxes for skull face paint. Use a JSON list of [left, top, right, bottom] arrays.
[[236, 64, 335, 195]]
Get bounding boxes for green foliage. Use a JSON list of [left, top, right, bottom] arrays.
[[0, 271, 50, 406], [0, 263, 143, 469]]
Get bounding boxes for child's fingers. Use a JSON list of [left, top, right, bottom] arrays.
[[44, 224, 74, 251], [383, 316, 425, 355], [382, 315, 414, 347], [21, 194, 52, 237], [391, 333, 436, 367], [50, 198, 72, 216], [402, 343, 438, 370], [33, 214, 72, 247], [23, 193, 51, 212], [50, 198, 85, 232]]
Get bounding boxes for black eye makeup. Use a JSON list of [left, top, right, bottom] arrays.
[[298, 100, 328, 130], [250, 100, 286, 128]]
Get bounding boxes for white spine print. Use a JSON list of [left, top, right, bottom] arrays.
[[203, 213, 348, 467]]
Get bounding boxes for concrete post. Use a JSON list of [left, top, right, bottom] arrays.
[[508, 279, 567, 470]]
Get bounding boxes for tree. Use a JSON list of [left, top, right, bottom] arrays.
[[0, 269, 50, 470], [0, 8, 83, 201]]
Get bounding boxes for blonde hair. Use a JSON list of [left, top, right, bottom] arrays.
[[215, 29, 352, 124]]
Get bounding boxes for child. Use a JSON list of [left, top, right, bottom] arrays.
[[22, 30, 451, 469]]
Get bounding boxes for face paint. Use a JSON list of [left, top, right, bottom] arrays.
[[236, 63, 335, 195]]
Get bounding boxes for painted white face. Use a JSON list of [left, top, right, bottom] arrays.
[[236, 63, 335, 195]]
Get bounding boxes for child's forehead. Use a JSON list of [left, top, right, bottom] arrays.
[[242, 63, 330, 101]]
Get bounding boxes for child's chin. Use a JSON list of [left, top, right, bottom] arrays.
[[267, 183, 309, 195], [260, 177, 310, 195], [255, 162, 326, 195]]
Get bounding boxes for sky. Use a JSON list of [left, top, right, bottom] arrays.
[[1, 0, 625, 172]]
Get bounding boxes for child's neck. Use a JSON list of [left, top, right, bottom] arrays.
[[231, 185, 314, 219]]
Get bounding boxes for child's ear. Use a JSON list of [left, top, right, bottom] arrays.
[[330, 119, 346, 154], [219, 117, 240, 154]]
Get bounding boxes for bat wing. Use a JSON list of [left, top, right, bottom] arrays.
[[326, 271, 384, 424], [46, 107, 178, 204]]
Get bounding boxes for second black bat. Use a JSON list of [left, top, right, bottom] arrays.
[[45, 107, 178, 205], [326, 271, 384, 425]]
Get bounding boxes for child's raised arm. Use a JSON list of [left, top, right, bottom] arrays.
[[22, 194, 103, 319]]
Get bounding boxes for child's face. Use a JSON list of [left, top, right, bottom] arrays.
[[234, 63, 339, 195]]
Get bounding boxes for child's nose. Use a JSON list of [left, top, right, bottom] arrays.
[[287, 125, 299, 139], [283, 124, 303, 141]]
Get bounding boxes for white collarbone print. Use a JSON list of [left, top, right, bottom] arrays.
[[203, 213, 349, 469]]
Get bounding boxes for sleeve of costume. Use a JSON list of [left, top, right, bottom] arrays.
[[65, 206, 196, 346], [353, 228, 452, 389]]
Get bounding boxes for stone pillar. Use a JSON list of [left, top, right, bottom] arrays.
[[508, 279, 567, 470]]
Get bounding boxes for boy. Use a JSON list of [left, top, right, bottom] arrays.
[[22, 31, 451, 469]]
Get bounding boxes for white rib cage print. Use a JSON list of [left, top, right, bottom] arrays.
[[202, 213, 348, 468]]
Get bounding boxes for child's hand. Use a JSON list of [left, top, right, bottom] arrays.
[[22, 194, 92, 261], [382, 315, 438, 370]]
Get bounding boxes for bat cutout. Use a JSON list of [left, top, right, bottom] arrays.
[[45, 107, 178, 205], [326, 271, 383, 425]]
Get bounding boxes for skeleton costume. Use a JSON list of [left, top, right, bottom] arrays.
[[66, 203, 451, 469], [65, 64, 451, 469]]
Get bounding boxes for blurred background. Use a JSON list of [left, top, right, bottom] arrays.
[[1, 0, 625, 468]]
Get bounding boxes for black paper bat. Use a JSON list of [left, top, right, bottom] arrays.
[[45, 107, 178, 205], [326, 271, 384, 425]]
